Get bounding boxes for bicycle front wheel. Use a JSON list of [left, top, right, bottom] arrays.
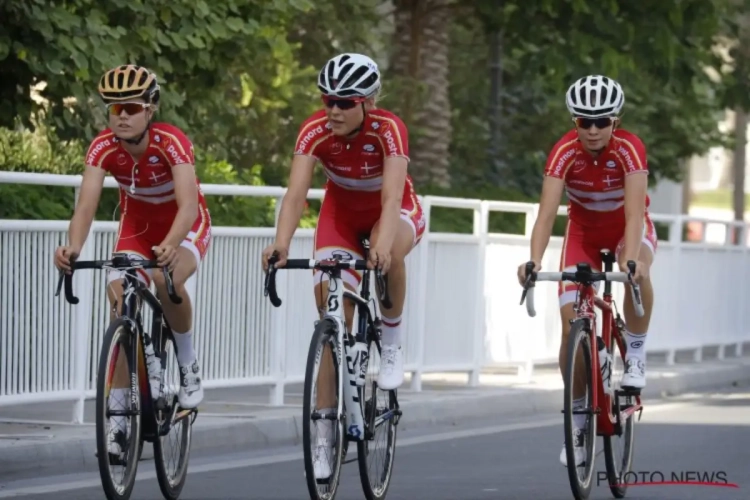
[[153, 330, 193, 500], [357, 338, 398, 500], [95, 317, 143, 500], [603, 326, 636, 498], [302, 318, 345, 500], [563, 319, 597, 500]]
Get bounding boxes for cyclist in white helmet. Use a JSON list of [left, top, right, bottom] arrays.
[[516, 75, 656, 468], [262, 53, 425, 479]]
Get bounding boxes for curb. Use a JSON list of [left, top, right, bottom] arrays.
[[2, 359, 749, 476]]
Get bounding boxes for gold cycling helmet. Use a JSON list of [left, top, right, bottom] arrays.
[[98, 65, 160, 105]]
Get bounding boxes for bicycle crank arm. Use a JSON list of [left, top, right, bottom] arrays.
[[561, 408, 601, 415]]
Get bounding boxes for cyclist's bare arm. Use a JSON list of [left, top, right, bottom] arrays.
[[530, 176, 565, 264], [160, 164, 199, 248], [69, 165, 106, 250], [620, 171, 648, 263], [275, 154, 316, 249], [376, 156, 408, 251]]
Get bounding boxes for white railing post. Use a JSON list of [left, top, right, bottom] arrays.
[[469, 201, 489, 387], [410, 197, 431, 392], [71, 227, 95, 423], [268, 194, 286, 405]]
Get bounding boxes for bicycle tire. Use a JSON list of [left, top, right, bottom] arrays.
[[153, 331, 193, 500], [95, 317, 143, 500], [357, 338, 398, 500], [603, 326, 636, 498], [563, 319, 597, 500], [302, 318, 345, 500]]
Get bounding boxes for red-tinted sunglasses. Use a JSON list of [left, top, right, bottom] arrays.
[[574, 116, 615, 129], [321, 95, 365, 110], [107, 102, 149, 116]]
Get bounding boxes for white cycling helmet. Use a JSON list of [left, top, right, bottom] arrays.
[[565, 75, 625, 118], [318, 53, 381, 99]]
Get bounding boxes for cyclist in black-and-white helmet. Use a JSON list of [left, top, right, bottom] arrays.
[[263, 53, 423, 481], [518, 73, 657, 470]]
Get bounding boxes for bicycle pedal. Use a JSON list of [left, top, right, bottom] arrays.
[[620, 386, 642, 396]]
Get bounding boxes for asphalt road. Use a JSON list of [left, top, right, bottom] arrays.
[[1, 388, 748, 500]]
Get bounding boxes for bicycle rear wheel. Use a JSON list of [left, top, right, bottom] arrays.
[[153, 329, 194, 500], [95, 317, 143, 500], [603, 324, 636, 498], [302, 319, 345, 500], [357, 338, 398, 500], [563, 319, 597, 500]]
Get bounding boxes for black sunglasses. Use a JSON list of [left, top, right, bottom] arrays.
[[574, 117, 615, 129], [321, 95, 364, 110]]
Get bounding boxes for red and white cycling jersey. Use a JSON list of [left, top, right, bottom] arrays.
[[544, 128, 650, 228], [84, 123, 211, 277], [84, 123, 208, 222], [294, 108, 416, 212], [294, 108, 425, 288]]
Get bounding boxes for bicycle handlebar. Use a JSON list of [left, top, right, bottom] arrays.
[[264, 254, 392, 309], [55, 255, 182, 305], [520, 260, 644, 318]]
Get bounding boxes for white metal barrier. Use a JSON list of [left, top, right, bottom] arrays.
[[1, 171, 749, 423]]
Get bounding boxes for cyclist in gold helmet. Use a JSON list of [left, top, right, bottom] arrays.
[[54, 64, 212, 461]]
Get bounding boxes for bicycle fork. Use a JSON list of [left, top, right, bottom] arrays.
[[328, 287, 368, 441]]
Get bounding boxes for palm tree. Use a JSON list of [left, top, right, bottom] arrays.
[[389, 0, 453, 188]]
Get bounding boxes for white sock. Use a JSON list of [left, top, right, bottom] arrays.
[[624, 330, 647, 359], [316, 407, 334, 443], [172, 329, 196, 366], [381, 315, 402, 346], [108, 388, 129, 433], [572, 397, 587, 430]]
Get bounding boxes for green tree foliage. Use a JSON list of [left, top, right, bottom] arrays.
[[1, 0, 747, 233]]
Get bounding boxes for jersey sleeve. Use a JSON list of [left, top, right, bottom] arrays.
[[377, 114, 409, 159], [154, 126, 195, 167], [84, 132, 117, 170], [294, 113, 329, 156], [544, 132, 578, 179], [615, 132, 648, 175]]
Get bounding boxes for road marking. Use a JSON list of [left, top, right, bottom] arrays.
[[0, 399, 695, 497]]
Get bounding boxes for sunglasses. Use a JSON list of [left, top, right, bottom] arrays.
[[107, 102, 150, 116], [574, 116, 615, 129], [321, 95, 365, 110]]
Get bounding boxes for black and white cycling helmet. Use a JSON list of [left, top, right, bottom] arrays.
[[318, 53, 381, 99], [565, 75, 625, 118]]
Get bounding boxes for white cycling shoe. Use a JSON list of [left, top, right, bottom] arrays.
[[559, 428, 587, 467], [313, 440, 333, 480], [377, 344, 404, 390], [621, 356, 646, 389], [178, 360, 204, 409]]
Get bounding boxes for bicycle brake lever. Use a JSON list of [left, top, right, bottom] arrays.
[[55, 269, 66, 297], [162, 267, 183, 304], [264, 254, 282, 307]]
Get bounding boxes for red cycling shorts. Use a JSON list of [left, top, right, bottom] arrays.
[[109, 203, 212, 285], [313, 191, 425, 289], [558, 215, 657, 307]]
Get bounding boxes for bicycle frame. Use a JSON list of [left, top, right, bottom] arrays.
[[572, 258, 642, 438], [264, 254, 393, 441], [521, 255, 645, 437], [56, 255, 188, 436]]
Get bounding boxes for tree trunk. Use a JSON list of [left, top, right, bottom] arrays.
[[732, 107, 747, 243], [487, 27, 505, 186], [391, 0, 453, 188]]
